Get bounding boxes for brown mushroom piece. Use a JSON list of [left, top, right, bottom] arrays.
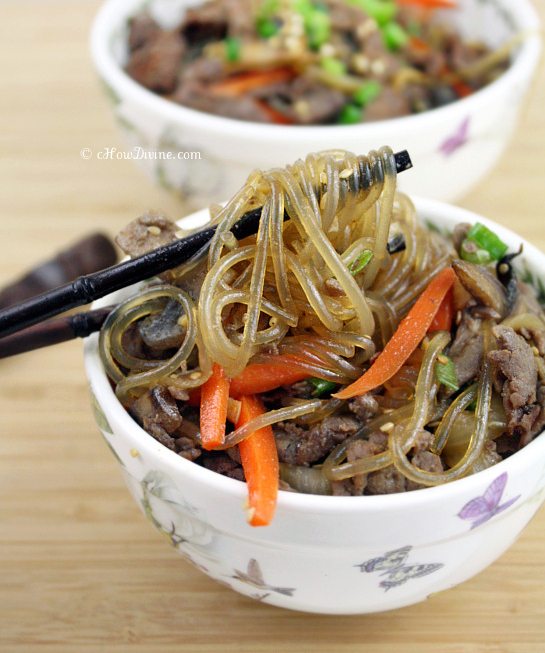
[[452, 259, 509, 320]]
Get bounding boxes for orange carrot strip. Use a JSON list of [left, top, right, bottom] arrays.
[[428, 285, 453, 333], [254, 99, 294, 125], [333, 267, 457, 400], [408, 36, 430, 54], [397, 0, 456, 8], [209, 68, 295, 98], [230, 359, 311, 398], [237, 395, 279, 527], [452, 80, 474, 98], [200, 363, 230, 450]]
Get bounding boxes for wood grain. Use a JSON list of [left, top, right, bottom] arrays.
[[1, 2, 545, 650]]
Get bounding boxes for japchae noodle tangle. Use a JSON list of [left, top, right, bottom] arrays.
[[100, 147, 545, 508]]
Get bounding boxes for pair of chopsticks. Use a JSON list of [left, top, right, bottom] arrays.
[[0, 151, 412, 358]]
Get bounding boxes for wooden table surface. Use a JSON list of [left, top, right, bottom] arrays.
[[1, 2, 545, 651]]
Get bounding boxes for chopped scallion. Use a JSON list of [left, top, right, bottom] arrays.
[[347, 0, 398, 27], [349, 249, 373, 274], [460, 242, 492, 265], [256, 17, 279, 38], [337, 103, 362, 124], [320, 56, 346, 76], [382, 21, 409, 51], [224, 37, 241, 62], [462, 223, 509, 262], [306, 9, 331, 48], [353, 80, 382, 106], [435, 356, 459, 392], [308, 378, 338, 397]]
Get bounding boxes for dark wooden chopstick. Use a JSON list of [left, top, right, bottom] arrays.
[[0, 233, 117, 310], [0, 150, 412, 342], [0, 307, 113, 359]]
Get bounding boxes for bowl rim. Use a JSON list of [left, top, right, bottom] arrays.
[[84, 196, 545, 516], [89, 0, 542, 144]]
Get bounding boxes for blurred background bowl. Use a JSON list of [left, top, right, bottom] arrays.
[[84, 197, 545, 615], [90, 0, 542, 210]]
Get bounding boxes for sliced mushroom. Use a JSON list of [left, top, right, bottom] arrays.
[[452, 259, 509, 319]]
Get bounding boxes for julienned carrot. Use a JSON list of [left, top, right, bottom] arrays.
[[333, 267, 457, 400], [237, 395, 279, 527], [428, 285, 453, 332], [255, 99, 294, 125], [199, 363, 230, 450], [229, 358, 311, 398], [397, 0, 456, 8], [209, 68, 295, 97], [452, 80, 473, 98]]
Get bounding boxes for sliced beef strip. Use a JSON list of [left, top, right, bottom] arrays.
[[366, 466, 412, 494], [274, 415, 360, 466], [174, 436, 202, 461], [513, 280, 545, 320], [448, 310, 484, 388], [128, 12, 162, 52], [364, 87, 411, 122], [254, 77, 347, 125], [347, 393, 379, 422], [171, 80, 273, 122], [116, 211, 180, 258], [343, 431, 388, 492], [201, 451, 245, 481], [297, 415, 361, 466], [488, 324, 540, 446], [125, 31, 185, 94], [328, 0, 368, 32], [180, 0, 228, 43], [274, 421, 305, 466]]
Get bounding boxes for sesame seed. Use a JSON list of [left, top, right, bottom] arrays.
[[190, 372, 201, 380], [498, 263, 509, 275], [320, 171, 328, 185], [339, 168, 354, 179], [130, 448, 140, 458], [147, 225, 161, 236], [533, 346, 540, 356], [285, 36, 303, 54], [177, 314, 188, 327], [246, 507, 256, 523], [379, 422, 395, 433], [293, 100, 311, 120], [370, 59, 386, 77], [356, 17, 378, 40], [437, 354, 449, 365], [242, 497, 250, 511], [352, 54, 370, 74], [319, 43, 336, 58], [320, 191, 328, 210]]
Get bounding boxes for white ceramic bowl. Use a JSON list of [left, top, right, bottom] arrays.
[[90, 0, 541, 208], [84, 197, 545, 614]]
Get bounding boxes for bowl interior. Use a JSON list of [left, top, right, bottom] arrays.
[[84, 195, 545, 527], [91, 0, 542, 140]]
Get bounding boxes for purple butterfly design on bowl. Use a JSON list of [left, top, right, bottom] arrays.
[[439, 116, 471, 156], [458, 472, 520, 530]]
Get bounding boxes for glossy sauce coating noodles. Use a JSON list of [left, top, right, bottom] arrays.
[[100, 148, 545, 519]]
